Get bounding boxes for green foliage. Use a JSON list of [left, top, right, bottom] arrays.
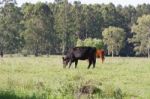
[[102, 26, 126, 56], [83, 38, 94, 47], [21, 49, 28, 57], [101, 3, 117, 27], [22, 2, 54, 56], [76, 38, 104, 49], [93, 39, 104, 49], [131, 15, 150, 57], [76, 39, 84, 47], [0, 4, 23, 53], [1, 2, 150, 56]]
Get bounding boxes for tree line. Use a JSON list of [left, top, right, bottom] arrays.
[[0, 0, 150, 57]]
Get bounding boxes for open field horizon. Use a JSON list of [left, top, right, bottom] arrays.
[[0, 56, 150, 99]]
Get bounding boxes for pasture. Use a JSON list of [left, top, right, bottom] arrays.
[[0, 56, 150, 99]]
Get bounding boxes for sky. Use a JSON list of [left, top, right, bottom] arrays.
[[17, 0, 150, 7]]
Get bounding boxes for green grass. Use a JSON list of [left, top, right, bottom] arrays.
[[0, 56, 150, 99]]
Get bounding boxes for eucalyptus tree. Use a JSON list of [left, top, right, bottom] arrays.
[[22, 2, 54, 56], [0, 3, 23, 55], [54, 0, 76, 55], [74, 1, 82, 39], [131, 15, 150, 57], [136, 4, 150, 17], [102, 26, 126, 57], [100, 3, 118, 27]]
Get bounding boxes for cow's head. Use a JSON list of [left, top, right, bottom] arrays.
[[62, 57, 69, 68]]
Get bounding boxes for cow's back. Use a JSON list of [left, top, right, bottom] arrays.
[[71, 47, 96, 60]]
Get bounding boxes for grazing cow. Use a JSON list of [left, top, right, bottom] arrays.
[[96, 49, 105, 63], [62, 47, 96, 69]]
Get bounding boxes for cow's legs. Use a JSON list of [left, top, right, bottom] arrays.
[[92, 57, 96, 68], [69, 61, 73, 68], [87, 59, 92, 69], [75, 60, 78, 68], [102, 57, 105, 63]]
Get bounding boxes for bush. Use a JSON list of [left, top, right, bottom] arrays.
[[21, 49, 28, 57], [83, 38, 94, 47], [76, 39, 84, 47], [93, 38, 104, 49], [76, 38, 104, 49]]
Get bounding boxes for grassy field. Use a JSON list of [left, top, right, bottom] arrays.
[[0, 55, 150, 99]]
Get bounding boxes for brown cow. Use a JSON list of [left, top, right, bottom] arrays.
[[96, 49, 105, 63]]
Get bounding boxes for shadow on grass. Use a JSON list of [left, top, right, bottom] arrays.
[[0, 90, 36, 99]]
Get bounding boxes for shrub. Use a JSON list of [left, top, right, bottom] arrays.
[[76, 38, 104, 49]]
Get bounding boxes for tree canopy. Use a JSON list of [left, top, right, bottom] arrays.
[[102, 26, 126, 57], [131, 15, 150, 57], [0, 1, 150, 57]]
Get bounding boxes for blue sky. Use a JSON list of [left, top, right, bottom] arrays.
[[17, 0, 150, 7]]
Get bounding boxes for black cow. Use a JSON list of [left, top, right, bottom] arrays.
[[62, 47, 96, 69]]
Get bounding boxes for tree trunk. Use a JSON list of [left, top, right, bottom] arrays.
[[47, 49, 50, 57], [35, 50, 38, 57], [148, 48, 150, 58], [112, 50, 114, 57], [112, 46, 114, 57], [35, 45, 39, 57], [0, 50, 3, 58], [62, 42, 65, 55], [108, 50, 110, 56]]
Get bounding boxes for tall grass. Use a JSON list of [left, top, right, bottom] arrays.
[[0, 56, 150, 99]]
